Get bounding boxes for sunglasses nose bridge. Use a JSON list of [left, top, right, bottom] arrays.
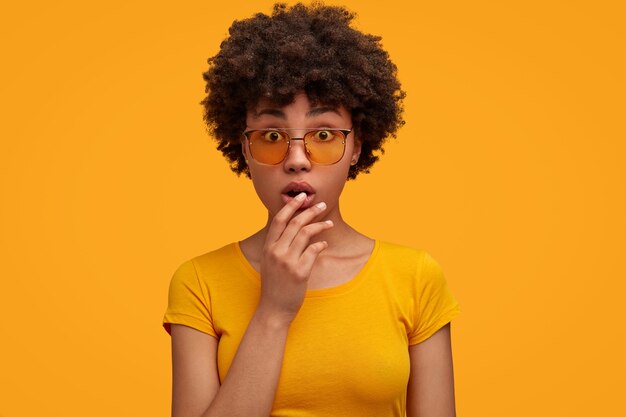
[[279, 135, 311, 172], [286, 128, 307, 141], [286, 136, 310, 157]]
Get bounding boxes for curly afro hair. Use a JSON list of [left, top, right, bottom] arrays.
[[200, 1, 406, 180]]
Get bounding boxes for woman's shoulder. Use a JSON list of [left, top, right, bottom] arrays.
[[375, 239, 445, 276], [375, 240, 449, 288], [176, 241, 240, 273], [377, 239, 431, 261]]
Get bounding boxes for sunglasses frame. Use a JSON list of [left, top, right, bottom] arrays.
[[242, 127, 352, 165]]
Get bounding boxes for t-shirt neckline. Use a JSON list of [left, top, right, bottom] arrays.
[[233, 239, 380, 298]]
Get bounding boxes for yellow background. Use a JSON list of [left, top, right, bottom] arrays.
[[1, 1, 624, 416]]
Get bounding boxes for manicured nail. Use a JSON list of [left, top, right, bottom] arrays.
[[316, 202, 326, 209], [295, 192, 307, 201]]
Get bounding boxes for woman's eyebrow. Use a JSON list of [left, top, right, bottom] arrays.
[[252, 106, 341, 119], [253, 108, 285, 119], [306, 106, 341, 117]]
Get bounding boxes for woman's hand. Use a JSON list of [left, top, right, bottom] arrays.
[[256, 192, 333, 325]]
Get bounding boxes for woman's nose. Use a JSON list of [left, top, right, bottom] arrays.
[[283, 139, 312, 173]]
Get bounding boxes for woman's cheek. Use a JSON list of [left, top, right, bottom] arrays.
[[251, 177, 283, 214]]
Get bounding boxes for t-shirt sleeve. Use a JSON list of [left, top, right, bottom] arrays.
[[162, 259, 217, 338], [408, 252, 461, 345]]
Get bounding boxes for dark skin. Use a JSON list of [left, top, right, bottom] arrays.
[[169, 93, 457, 417]]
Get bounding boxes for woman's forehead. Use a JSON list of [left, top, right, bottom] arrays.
[[249, 94, 348, 118]]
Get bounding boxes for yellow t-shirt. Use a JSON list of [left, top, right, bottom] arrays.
[[163, 239, 461, 416]]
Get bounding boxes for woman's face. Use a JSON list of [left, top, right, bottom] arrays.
[[242, 92, 361, 220]]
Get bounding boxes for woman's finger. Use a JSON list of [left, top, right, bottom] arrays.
[[289, 220, 334, 255], [298, 240, 329, 276], [265, 192, 308, 244], [275, 201, 328, 250]]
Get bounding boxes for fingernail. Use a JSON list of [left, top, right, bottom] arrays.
[[316, 202, 326, 209], [295, 192, 307, 201], [325, 220, 333, 225]]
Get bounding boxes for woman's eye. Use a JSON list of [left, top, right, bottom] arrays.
[[262, 131, 285, 142], [313, 130, 335, 141]]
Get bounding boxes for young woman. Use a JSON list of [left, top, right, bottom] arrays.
[[162, 3, 461, 417]]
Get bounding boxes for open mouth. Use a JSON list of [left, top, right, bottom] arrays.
[[285, 190, 310, 198], [281, 181, 317, 208], [282, 181, 316, 196]]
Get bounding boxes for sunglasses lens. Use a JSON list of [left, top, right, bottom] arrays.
[[247, 129, 347, 165], [248, 130, 289, 164], [305, 130, 346, 165]]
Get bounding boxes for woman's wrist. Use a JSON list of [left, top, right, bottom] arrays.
[[253, 305, 294, 331]]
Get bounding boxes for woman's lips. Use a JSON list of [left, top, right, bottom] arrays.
[[281, 192, 316, 209], [281, 181, 317, 210], [282, 181, 315, 195]]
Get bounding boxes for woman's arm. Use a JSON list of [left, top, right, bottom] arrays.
[[171, 310, 291, 417], [170, 324, 219, 416], [170, 194, 332, 417], [406, 322, 457, 417]]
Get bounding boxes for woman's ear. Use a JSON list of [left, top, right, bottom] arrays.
[[241, 140, 249, 164], [350, 138, 362, 166]]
